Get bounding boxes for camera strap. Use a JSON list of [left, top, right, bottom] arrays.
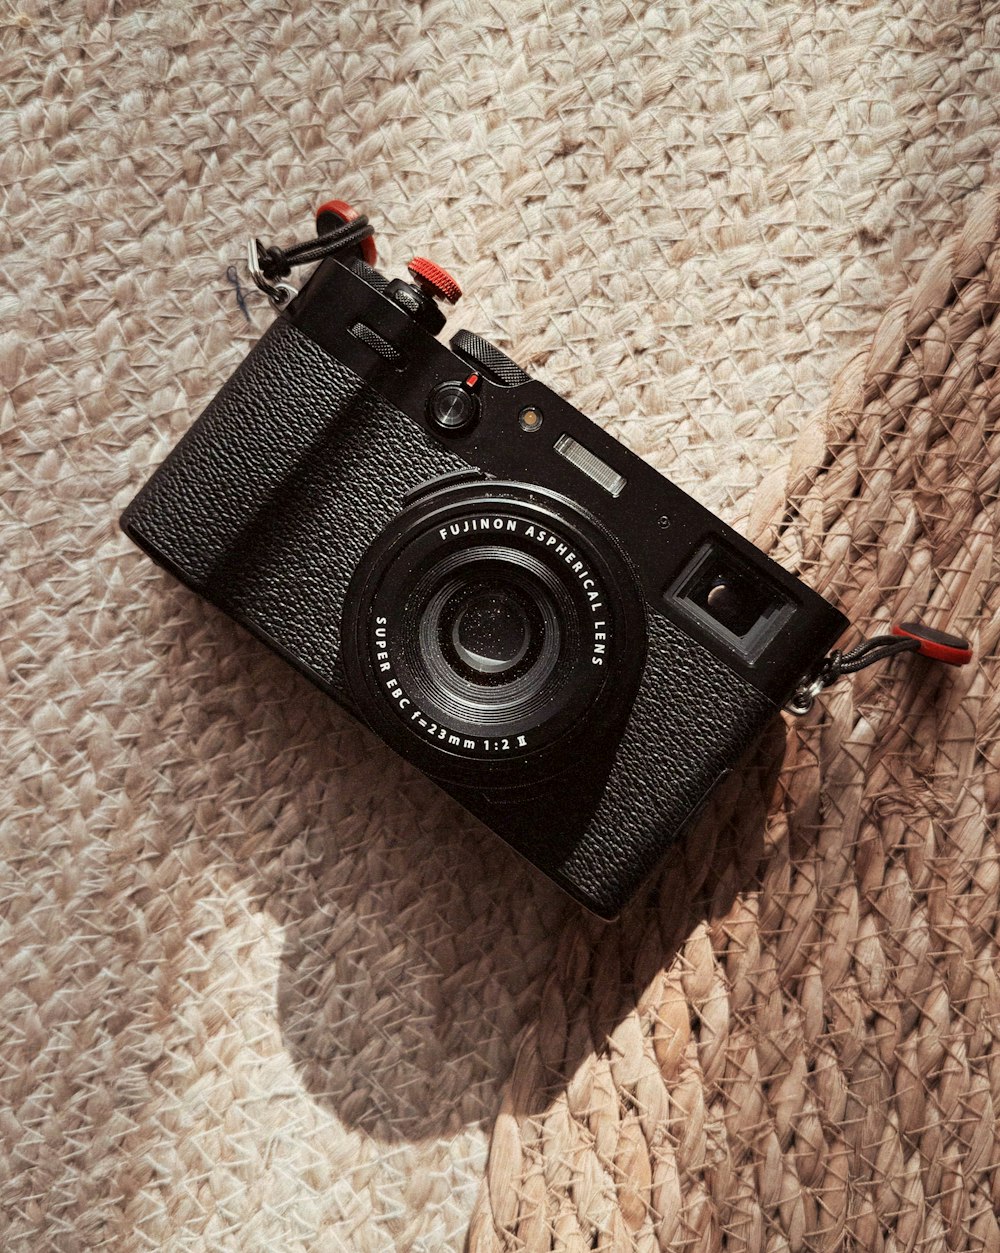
[[246, 213, 376, 308], [786, 621, 973, 715]]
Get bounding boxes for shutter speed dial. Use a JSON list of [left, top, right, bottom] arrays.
[[427, 375, 481, 435]]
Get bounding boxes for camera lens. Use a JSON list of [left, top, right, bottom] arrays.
[[416, 566, 562, 715], [342, 483, 646, 768], [449, 586, 532, 676]]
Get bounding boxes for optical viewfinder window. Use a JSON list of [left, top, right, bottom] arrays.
[[667, 539, 796, 661]]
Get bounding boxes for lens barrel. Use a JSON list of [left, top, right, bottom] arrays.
[[342, 481, 646, 780]]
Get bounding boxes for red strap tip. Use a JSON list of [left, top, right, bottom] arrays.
[[891, 622, 973, 666], [315, 198, 377, 265]]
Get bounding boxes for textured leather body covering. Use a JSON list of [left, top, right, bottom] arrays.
[[559, 610, 772, 915], [122, 316, 776, 917], [122, 317, 468, 694]]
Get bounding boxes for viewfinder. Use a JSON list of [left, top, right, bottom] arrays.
[[668, 539, 795, 661]]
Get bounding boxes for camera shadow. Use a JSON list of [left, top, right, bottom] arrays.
[[142, 578, 787, 1146], [493, 717, 789, 1133]]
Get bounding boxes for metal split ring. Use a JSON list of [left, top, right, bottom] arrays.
[[246, 238, 298, 309], [785, 672, 826, 717]]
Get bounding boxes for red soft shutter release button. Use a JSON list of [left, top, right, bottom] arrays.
[[407, 257, 462, 304], [315, 198, 377, 266]]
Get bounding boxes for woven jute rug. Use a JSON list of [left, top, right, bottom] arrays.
[[469, 190, 1000, 1252], [4, 3, 1000, 1250]]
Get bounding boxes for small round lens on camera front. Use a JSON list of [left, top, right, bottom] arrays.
[[425, 575, 554, 695], [451, 588, 531, 675], [341, 482, 646, 766]]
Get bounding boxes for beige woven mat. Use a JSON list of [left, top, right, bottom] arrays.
[[3, 3, 1000, 1250]]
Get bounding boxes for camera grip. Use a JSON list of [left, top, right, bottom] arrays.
[[122, 317, 467, 690]]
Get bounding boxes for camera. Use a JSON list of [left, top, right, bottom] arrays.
[[121, 206, 848, 919]]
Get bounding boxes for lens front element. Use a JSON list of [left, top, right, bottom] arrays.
[[451, 587, 530, 674], [407, 551, 571, 733], [436, 581, 542, 679]]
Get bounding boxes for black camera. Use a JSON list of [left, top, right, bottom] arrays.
[[121, 205, 847, 919]]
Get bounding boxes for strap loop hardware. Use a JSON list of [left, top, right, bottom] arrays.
[[246, 238, 297, 309], [245, 211, 377, 309], [785, 623, 971, 717]]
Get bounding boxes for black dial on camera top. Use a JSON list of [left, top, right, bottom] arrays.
[[449, 330, 531, 387]]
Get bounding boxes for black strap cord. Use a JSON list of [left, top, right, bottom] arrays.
[[255, 215, 375, 282], [824, 635, 920, 677], [787, 634, 921, 715]]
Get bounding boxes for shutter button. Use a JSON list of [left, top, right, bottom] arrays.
[[408, 258, 462, 304], [427, 374, 480, 434]]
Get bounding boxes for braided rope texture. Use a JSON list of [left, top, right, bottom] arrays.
[[470, 192, 1000, 1250], [2, 2, 1000, 1249]]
